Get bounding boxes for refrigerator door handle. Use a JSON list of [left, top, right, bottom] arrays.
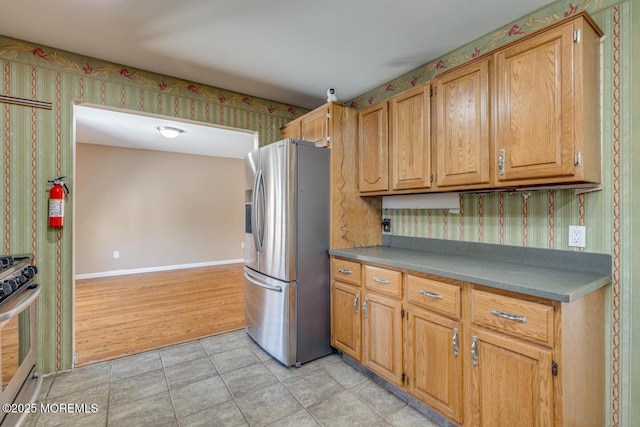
[[251, 169, 264, 253], [244, 271, 283, 293], [257, 169, 266, 252]]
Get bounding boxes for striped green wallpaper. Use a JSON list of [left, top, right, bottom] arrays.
[[0, 37, 306, 376]]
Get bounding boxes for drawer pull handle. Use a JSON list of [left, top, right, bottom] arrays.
[[471, 336, 478, 366], [491, 309, 526, 323], [354, 294, 359, 315], [372, 277, 390, 284], [452, 328, 459, 358], [338, 268, 352, 275], [419, 289, 443, 300]]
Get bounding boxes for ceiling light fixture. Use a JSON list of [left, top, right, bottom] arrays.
[[157, 126, 184, 139]]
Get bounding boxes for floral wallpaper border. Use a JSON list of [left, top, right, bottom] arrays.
[[0, 37, 308, 119], [348, 0, 609, 109]]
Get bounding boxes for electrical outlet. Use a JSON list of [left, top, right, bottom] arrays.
[[568, 226, 586, 248], [113, 250, 120, 259], [382, 219, 391, 233]]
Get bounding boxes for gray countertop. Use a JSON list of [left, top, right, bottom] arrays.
[[328, 236, 612, 303]]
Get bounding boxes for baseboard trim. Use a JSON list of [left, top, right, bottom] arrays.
[[75, 259, 244, 280]]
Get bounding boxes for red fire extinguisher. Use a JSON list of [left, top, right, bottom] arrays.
[[48, 177, 69, 227]]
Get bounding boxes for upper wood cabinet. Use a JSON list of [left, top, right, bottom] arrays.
[[435, 58, 491, 189], [494, 14, 602, 186], [279, 101, 334, 148], [280, 121, 301, 139], [358, 102, 389, 193], [300, 107, 329, 147], [390, 84, 432, 190], [355, 13, 601, 195]]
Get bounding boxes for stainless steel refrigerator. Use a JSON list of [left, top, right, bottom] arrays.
[[244, 138, 331, 366]]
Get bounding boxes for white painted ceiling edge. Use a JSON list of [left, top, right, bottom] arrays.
[[1, 0, 554, 109], [75, 104, 258, 159]]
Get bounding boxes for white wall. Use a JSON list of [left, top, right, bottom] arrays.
[[76, 143, 245, 275]]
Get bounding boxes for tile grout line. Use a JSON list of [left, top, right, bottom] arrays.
[[202, 337, 253, 427], [158, 349, 181, 427]]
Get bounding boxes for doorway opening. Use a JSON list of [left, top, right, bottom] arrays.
[[72, 103, 257, 366]]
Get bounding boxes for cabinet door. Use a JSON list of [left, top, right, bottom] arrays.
[[301, 107, 328, 147], [331, 281, 361, 361], [358, 102, 389, 193], [390, 84, 431, 190], [281, 122, 301, 139], [469, 328, 553, 427], [407, 307, 462, 424], [362, 292, 403, 386], [436, 59, 490, 188], [495, 21, 576, 182]]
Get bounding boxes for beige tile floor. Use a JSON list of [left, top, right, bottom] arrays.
[[23, 330, 446, 427]]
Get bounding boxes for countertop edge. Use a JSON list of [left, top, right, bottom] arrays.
[[328, 247, 612, 303]]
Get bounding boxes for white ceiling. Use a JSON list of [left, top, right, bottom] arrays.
[[75, 104, 257, 158], [0, 0, 554, 110]]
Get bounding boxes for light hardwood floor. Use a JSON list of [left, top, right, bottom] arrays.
[[74, 263, 244, 367]]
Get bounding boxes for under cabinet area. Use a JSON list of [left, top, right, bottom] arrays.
[[329, 254, 607, 427]]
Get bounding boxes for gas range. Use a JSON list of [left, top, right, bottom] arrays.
[[0, 253, 42, 427], [0, 254, 38, 308]]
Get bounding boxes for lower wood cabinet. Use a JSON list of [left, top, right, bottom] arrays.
[[330, 281, 361, 361], [329, 256, 605, 427], [468, 327, 553, 427], [407, 306, 463, 423], [362, 291, 403, 387]]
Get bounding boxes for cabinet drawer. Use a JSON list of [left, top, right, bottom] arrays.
[[471, 289, 554, 346], [407, 275, 461, 319], [331, 258, 362, 286], [364, 265, 402, 298]]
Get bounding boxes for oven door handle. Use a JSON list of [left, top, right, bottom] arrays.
[[0, 283, 41, 323]]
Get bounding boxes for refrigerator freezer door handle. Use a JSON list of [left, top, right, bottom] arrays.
[[244, 271, 283, 292]]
